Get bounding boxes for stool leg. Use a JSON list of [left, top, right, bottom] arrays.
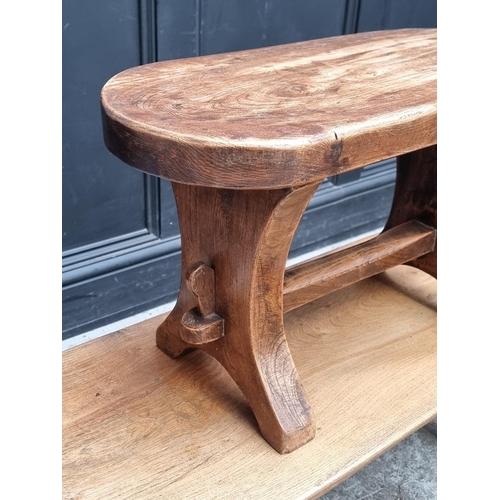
[[384, 145, 437, 278], [156, 181, 320, 453]]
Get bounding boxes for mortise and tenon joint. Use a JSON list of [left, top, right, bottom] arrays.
[[180, 263, 225, 345]]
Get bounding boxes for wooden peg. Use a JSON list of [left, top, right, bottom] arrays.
[[180, 264, 224, 345], [186, 263, 216, 317]]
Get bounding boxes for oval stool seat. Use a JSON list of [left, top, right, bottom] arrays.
[[101, 29, 436, 189]]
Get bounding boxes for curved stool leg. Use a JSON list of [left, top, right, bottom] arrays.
[[156, 181, 320, 453], [384, 145, 437, 278]]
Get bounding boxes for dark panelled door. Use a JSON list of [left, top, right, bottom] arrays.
[[62, 0, 436, 340]]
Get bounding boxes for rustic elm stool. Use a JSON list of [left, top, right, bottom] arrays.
[[101, 29, 437, 454]]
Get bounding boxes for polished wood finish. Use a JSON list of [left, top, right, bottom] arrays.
[[156, 181, 320, 453], [101, 29, 436, 189], [63, 266, 437, 500], [100, 29, 437, 453], [283, 220, 436, 312], [385, 145, 437, 277]]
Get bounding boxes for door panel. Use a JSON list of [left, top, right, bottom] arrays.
[[63, 0, 146, 252], [357, 0, 437, 32], [200, 0, 347, 54]]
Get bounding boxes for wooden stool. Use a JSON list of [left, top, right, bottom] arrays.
[[101, 28, 437, 454]]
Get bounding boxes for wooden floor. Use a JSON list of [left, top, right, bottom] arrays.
[[62, 266, 436, 500]]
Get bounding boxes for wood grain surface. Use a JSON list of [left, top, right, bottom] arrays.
[[283, 220, 436, 312], [63, 266, 437, 500], [102, 29, 437, 189], [156, 182, 320, 453], [385, 145, 437, 277]]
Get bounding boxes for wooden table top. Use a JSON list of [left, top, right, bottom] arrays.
[[63, 266, 436, 499], [102, 29, 436, 189]]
